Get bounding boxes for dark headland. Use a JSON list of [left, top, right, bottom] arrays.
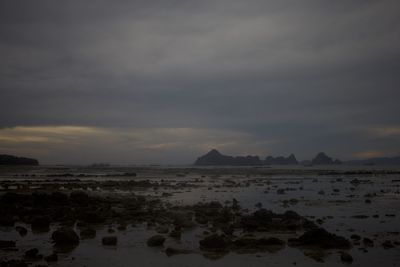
[[0, 154, 39, 166], [195, 149, 302, 166]]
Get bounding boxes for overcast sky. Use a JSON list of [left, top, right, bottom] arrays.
[[1, 0, 400, 164]]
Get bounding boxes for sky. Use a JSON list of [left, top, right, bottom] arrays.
[[0, 0, 400, 164]]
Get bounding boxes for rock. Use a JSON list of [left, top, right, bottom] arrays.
[[147, 235, 166, 247], [117, 224, 127, 231], [15, 226, 28, 236], [165, 247, 192, 257], [156, 225, 169, 234], [351, 215, 369, 219], [277, 189, 285, 194], [169, 227, 181, 239], [199, 234, 229, 251], [340, 252, 353, 263], [288, 228, 351, 249], [44, 253, 58, 262], [0, 216, 15, 227], [70, 191, 89, 204], [232, 237, 285, 252], [31, 216, 50, 231], [382, 240, 394, 249], [51, 228, 80, 247], [51, 192, 69, 205], [80, 228, 96, 239], [0, 260, 28, 267], [0, 240, 16, 249], [363, 238, 374, 247], [102, 236, 117, 246], [24, 248, 39, 258]]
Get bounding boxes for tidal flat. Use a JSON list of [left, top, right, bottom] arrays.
[[1, 165, 399, 267]]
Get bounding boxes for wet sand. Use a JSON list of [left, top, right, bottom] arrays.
[[1, 165, 399, 266]]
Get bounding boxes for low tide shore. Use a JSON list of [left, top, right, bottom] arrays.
[[1, 166, 399, 266]]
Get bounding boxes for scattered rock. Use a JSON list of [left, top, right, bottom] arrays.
[[31, 216, 50, 231], [382, 240, 394, 249], [340, 252, 354, 263], [147, 235, 165, 247], [165, 247, 192, 256], [44, 253, 58, 262], [199, 234, 229, 251], [363, 238, 374, 247], [102, 236, 117, 246], [80, 228, 96, 239], [156, 225, 169, 234], [25, 248, 39, 257], [51, 228, 79, 247], [15, 226, 28, 236], [288, 228, 351, 249], [0, 240, 16, 249]]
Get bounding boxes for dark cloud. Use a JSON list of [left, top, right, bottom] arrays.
[[1, 1, 400, 163]]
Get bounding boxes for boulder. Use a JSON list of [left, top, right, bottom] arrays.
[[288, 228, 351, 249], [80, 228, 96, 239], [102, 236, 117, 246], [147, 235, 166, 247], [0, 240, 16, 249], [199, 234, 229, 251], [51, 228, 80, 246]]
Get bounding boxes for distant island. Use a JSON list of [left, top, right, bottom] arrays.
[[194, 149, 300, 166], [194, 149, 400, 166], [0, 154, 39, 166]]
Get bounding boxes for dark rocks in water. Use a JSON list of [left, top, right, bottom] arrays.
[[0, 154, 39, 165], [0, 240, 16, 249], [155, 225, 169, 234], [194, 149, 262, 166], [24, 248, 39, 258], [165, 247, 193, 257], [102, 236, 117, 246], [363, 238, 374, 247], [289, 228, 351, 249], [0, 260, 28, 267], [51, 228, 80, 247], [350, 234, 361, 241], [382, 240, 395, 249], [199, 234, 229, 251], [15, 226, 28, 236], [0, 216, 15, 227], [147, 235, 166, 247], [76, 210, 106, 224], [340, 252, 354, 263], [80, 228, 96, 239], [31, 216, 50, 231], [264, 154, 298, 165], [232, 237, 285, 252], [240, 209, 316, 232], [50, 192, 70, 205], [312, 152, 341, 165], [44, 253, 58, 262], [169, 227, 182, 239], [70, 191, 89, 204]]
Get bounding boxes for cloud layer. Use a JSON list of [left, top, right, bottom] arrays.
[[1, 1, 399, 163]]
